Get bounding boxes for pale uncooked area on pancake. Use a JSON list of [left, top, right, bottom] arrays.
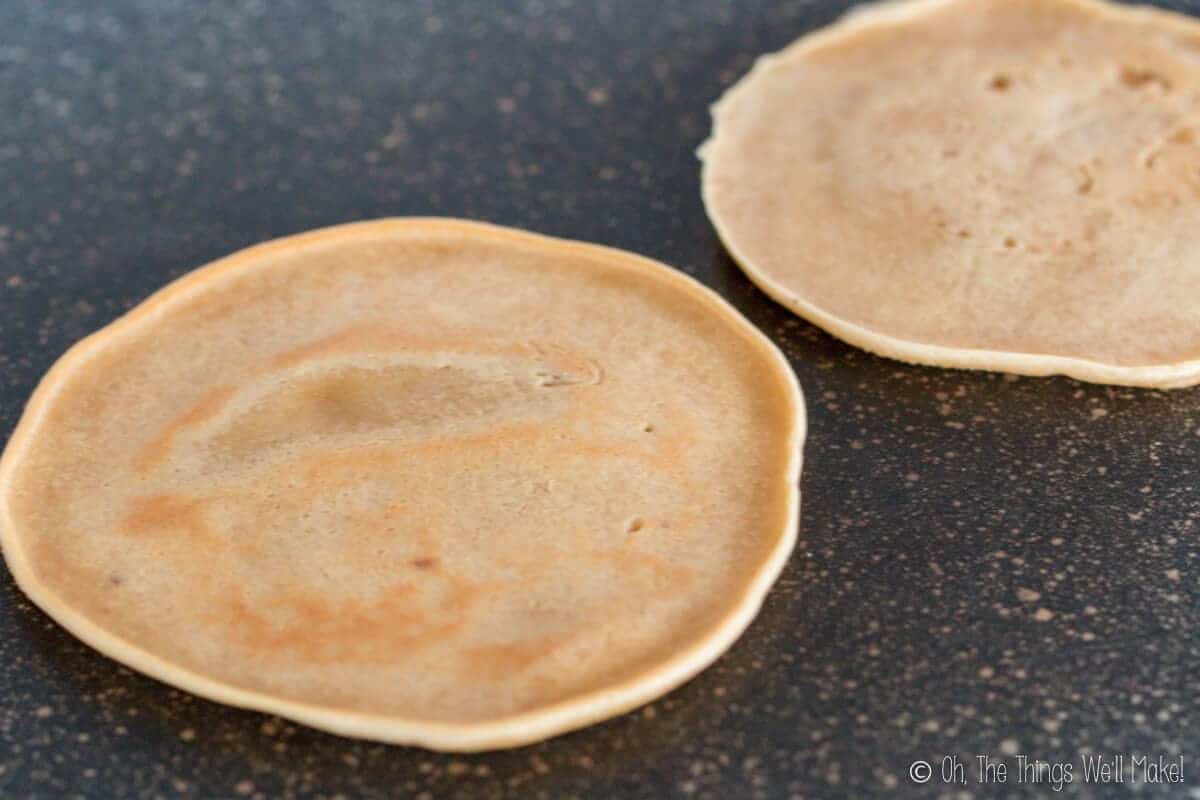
[[0, 219, 804, 750], [701, 0, 1200, 387]]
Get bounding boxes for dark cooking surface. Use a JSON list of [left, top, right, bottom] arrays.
[[3, 1, 1200, 797]]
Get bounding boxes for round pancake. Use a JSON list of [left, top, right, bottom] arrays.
[[0, 219, 804, 751], [700, 0, 1200, 388]]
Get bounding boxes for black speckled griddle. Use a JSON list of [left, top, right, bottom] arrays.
[[2, 1, 1199, 798]]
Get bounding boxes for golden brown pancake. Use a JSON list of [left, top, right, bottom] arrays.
[[701, 0, 1200, 387], [0, 219, 804, 750]]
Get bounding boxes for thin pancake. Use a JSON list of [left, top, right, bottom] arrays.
[[0, 219, 804, 751], [701, 0, 1200, 387]]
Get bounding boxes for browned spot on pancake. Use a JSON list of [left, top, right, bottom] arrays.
[[119, 492, 263, 567], [462, 634, 568, 681], [1076, 165, 1095, 194], [135, 386, 236, 475], [222, 574, 482, 664], [123, 494, 212, 540], [412, 557, 438, 570], [1119, 65, 1171, 90]]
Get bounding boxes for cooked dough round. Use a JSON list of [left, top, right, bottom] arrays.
[[701, 0, 1200, 387], [0, 219, 804, 751]]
